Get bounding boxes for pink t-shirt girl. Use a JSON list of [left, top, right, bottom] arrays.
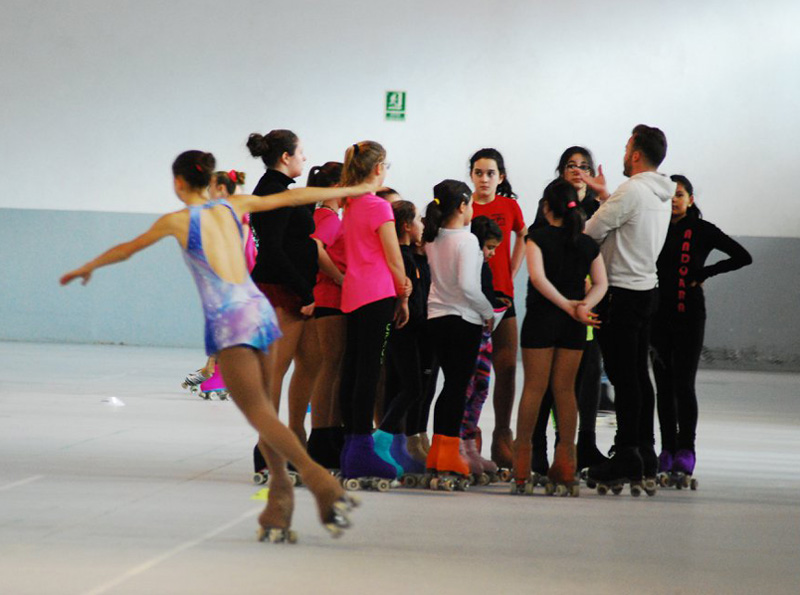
[[341, 193, 397, 313], [312, 206, 346, 310]]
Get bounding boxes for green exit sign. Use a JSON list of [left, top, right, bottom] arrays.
[[385, 90, 406, 121]]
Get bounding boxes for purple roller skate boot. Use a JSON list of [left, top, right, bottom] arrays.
[[340, 434, 397, 492], [671, 449, 698, 490]]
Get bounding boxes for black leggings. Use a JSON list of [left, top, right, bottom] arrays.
[[429, 316, 483, 437], [651, 311, 705, 452], [595, 287, 658, 450], [405, 322, 438, 435], [338, 298, 394, 434], [380, 326, 422, 434]]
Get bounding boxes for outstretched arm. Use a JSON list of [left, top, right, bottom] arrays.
[[60, 214, 179, 286], [232, 181, 381, 215]]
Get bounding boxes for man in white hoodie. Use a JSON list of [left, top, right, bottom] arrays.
[[581, 124, 676, 491]]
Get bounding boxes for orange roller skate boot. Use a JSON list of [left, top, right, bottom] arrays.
[[428, 435, 471, 491], [546, 443, 579, 497]]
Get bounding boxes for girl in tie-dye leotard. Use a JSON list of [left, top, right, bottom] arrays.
[[61, 150, 378, 543]]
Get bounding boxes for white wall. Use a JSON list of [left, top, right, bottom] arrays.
[[2, 0, 798, 237]]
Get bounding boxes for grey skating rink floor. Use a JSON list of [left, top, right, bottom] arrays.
[[2, 341, 799, 595]]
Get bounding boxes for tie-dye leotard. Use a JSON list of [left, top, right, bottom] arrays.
[[182, 199, 281, 356]]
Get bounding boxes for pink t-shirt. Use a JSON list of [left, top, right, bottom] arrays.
[[341, 193, 396, 313], [312, 207, 346, 310]]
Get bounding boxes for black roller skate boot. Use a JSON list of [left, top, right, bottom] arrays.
[[585, 446, 648, 497]]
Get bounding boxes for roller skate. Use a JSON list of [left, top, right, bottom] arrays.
[[197, 365, 229, 400], [510, 439, 536, 495], [640, 445, 659, 496], [670, 449, 698, 490], [256, 482, 297, 544], [461, 438, 497, 485], [423, 435, 471, 492], [657, 450, 674, 487], [389, 434, 426, 487], [181, 368, 210, 397], [491, 428, 514, 482], [544, 444, 580, 497], [577, 431, 609, 471], [585, 446, 651, 497], [373, 429, 405, 478], [339, 434, 397, 492], [252, 444, 302, 486], [307, 427, 342, 478]]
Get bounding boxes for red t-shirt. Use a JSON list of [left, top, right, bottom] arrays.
[[472, 195, 525, 297], [312, 207, 346, 310]]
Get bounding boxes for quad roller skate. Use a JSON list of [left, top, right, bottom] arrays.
[[664, 449, 698, 490], [181, 368, 210, 396], [321, 493, 361, 538], [420, 435, 471, 491], [510, 441, 540, 496], [252, 467, 302, 487], [543, 445, 580, 497], [585, 446, 654, 497], [491, 428, 515, 483], [257, 526, 298, 544], [640, 446, 659, 497], [339, 434, 397, 492], [461, 438, 494, 486]]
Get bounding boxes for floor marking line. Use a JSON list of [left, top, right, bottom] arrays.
[[79, 507, 260, 595], [0, 475, 44, 492]]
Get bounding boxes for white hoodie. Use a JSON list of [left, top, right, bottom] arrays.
[[585, 172, 675, 291]]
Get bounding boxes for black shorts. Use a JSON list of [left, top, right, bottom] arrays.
[[495, 292, 516, 320], [520, 307, 586, 350], [314, 306, 343, 319]]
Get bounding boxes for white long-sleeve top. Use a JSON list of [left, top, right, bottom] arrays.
[[426, 227, 494, 325], [585, 172, 675, 291]]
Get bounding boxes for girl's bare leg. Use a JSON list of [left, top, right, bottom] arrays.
[[549, 348, 583, 447], [513, 348, 553, 481], [491, 317, 519, 466], [311, 315, 346, 428], [218, 347, 356, 533], [267, 307, 304, 419], [288, 317, 319, 443]]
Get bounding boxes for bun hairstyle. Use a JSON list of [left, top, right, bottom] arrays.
[[470, 215, 503, 249], [307, 161, 343, 188], [422, 179, 472, 243], [670, 174, 703, 219], [172, 150, 215, 189], [540, 178, 585, 246], [247, 129, 299, 168], [469, 147, 516, 199], [392, 200, 417, 238], [341, 141, 386, 187], [213, 170, 246, 195]]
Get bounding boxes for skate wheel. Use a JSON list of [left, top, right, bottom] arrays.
[[478, 473, 490, 486], [545, 482, 555, 496], [611, 485, 623, 495], [690, 478, 698, 490], [252, 472, 267, 485], [658, 474, 670, 487], [457, 478, 470, 491], [344, 478, 360, 491], [441, 478, 454, 492], [597, 484, 608, 496], [555, 485, 568, 497], [498, 469, 512, 482], [524, 482, 534, 495], [585, 478, 597, 489], [570, 484, 580, 497], [376, 479, 391, 492], [402, 475, 417, 488], [630, 484, 642, 497], [429, 478, 439, 490]]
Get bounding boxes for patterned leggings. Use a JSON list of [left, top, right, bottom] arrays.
[[461, 327, 493, 440]]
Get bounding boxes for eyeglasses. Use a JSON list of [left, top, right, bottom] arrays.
[[381, 162, 392, 170], [565, 163, 591, 172]]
